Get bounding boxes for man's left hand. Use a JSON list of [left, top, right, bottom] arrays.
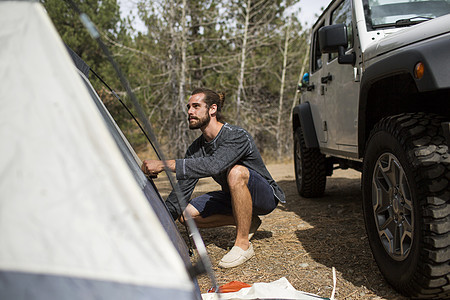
[[141, 159, 176, 177], [141, 160, 163, 177]]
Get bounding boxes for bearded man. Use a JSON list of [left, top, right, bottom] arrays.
[[141, 88, 285, 268]]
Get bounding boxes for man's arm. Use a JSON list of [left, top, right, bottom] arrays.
[[176, 129, 251, 180], [140, 159, 198, 220], [141, 159, 176, 177]]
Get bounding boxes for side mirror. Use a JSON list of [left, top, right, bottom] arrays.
[[318, 24, 355, 65]]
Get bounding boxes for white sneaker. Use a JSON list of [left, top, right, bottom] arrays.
[[248, 216, 261, 240], [218, 243, 254, 268]]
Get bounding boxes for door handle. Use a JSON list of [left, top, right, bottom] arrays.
[[321, 73, 333, 84]]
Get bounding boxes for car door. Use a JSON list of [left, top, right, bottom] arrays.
[[306, 20, 328, 144], [322, 0, 359, 155]]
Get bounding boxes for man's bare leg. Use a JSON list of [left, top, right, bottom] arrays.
[[180, 165, 252, 249], [213, 165, 254, 268], [179, 165, 254, 268], [227, 165, 252, 250], [180, 204, 235, 228]]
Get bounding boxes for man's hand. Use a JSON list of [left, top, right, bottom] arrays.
[[141, 160, 176, 177]]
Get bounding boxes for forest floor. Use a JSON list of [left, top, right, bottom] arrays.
[[153, 163, 408, 300]]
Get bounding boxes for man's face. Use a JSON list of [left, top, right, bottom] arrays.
[[187, 93, 210, 130]]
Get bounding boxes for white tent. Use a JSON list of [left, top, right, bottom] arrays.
[[0, 1, 200, 299]]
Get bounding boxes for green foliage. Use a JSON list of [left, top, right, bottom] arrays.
[[42, 0, 119, 69], [41, 0, 146, 150], [42, 0, 310, 160]]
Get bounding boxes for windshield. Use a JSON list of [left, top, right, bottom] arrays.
[[364, 0, 450, 29]]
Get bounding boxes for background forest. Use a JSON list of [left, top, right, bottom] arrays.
[[42, 0, 312, 161]]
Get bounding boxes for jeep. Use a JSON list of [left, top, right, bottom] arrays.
[[292, 0, 450, 298]]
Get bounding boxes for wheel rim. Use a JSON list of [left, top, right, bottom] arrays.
[[295, 135, 303, 182], [371, 152, 414, 261]]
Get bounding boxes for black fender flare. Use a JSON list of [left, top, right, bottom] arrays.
[[360, 34, 450, 98], [358, 34, 450, 155], [292, 102, 319, 148]]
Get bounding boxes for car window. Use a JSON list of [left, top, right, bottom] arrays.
[[311, 22, 324, 73], [365, 0, 450, 30], [330, 0, 353, 61]]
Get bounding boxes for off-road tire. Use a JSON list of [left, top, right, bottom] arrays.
[[293, 127, 326, 198], [362, 113, 450, 299]]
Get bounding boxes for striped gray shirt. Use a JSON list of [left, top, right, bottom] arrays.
[[165, 123, 285, 220]]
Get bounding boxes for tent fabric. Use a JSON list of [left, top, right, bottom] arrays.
[[79, 70, 196, 274], [1, 271, 192, 300], [66, 22, 196, 275], [0, 2, 197, 299], [66, 46, 90, 78]]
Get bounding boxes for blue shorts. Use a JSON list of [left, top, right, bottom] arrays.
[[190, 168, 278, 218]]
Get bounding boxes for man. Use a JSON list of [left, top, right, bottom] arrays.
[[141, 88, 285, 268]]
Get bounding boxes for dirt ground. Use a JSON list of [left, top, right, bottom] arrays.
[[153, 163, 408, 300]]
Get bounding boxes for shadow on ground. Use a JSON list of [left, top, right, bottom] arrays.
[[169, 168, 407, 299], [277, 176, 407, 299]]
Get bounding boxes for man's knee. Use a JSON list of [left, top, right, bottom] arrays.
[[179, 204, 200, 225], [227, 165, 249, 188]]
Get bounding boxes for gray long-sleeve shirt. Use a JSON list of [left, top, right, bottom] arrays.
[[165, 123, 285, 220]]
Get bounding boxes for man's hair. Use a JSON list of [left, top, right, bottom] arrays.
[[191, 88, 226, 122]]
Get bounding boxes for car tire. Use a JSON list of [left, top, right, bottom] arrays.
[[362, 113, 450, 299], [293, 127, 326, 198]]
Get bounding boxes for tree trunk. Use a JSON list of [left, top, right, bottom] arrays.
[[276, 17, 291, 159], [236, 0, 251, 126], [177, 0, 188, 156], [167, 0, 180, 156]]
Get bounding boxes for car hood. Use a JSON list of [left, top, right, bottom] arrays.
[[364, 14, 450, 61]]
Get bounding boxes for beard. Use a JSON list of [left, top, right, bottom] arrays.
[[188, 112, 210, 130]]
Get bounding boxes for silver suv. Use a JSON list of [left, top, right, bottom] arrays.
[[292, 0, 450, 298]]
